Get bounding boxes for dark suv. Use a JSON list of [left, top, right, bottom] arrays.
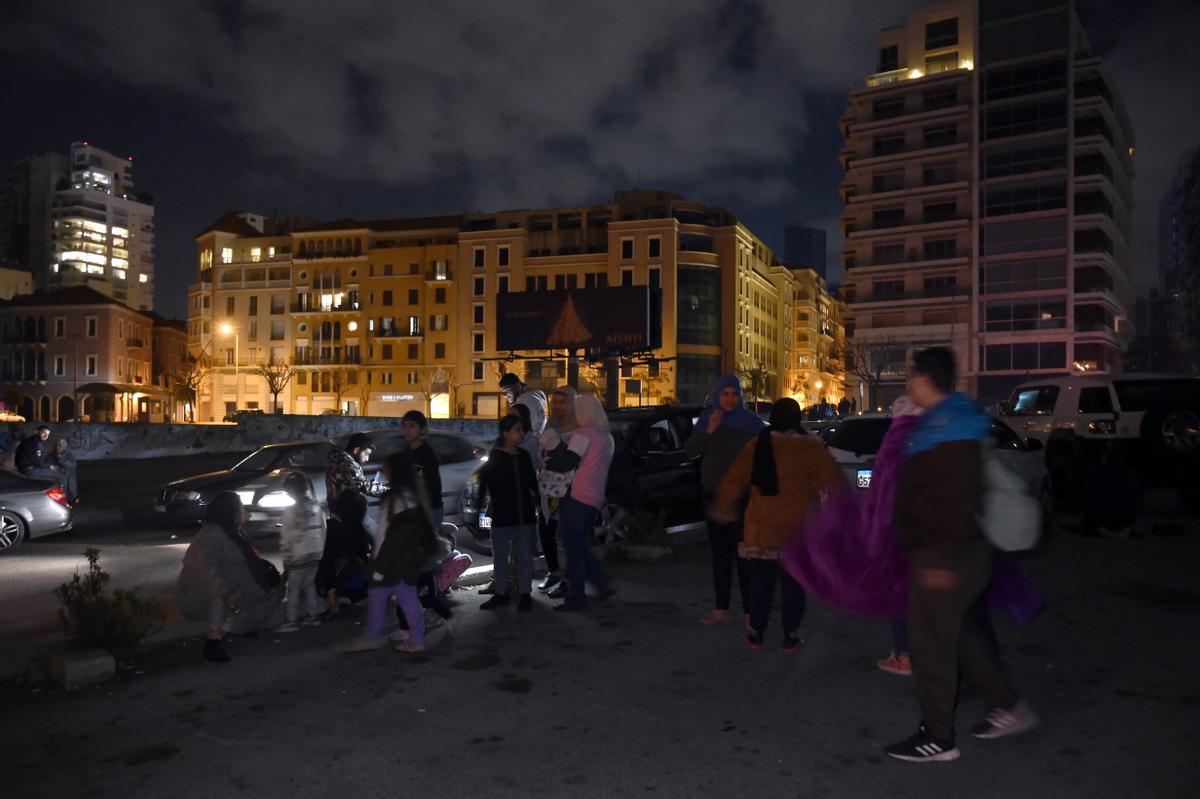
[[458, 405, 706, 548]]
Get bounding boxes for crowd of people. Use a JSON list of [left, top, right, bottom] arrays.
[[173, 347, 1042, 764], [0, 424, 81, 505]]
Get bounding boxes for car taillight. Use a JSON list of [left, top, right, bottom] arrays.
[[46, 487, 69, 506]]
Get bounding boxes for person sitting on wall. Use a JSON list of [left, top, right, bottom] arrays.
[[15, 425, 58, 480]]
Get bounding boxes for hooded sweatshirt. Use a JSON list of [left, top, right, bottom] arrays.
[[894, 392, 990, 555], [685, 375, 766, 492]]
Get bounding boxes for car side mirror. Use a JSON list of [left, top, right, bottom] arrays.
[[1024, 437, 1044, 452]]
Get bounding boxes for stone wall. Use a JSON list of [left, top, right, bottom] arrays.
[[1, 416, 501, 462]]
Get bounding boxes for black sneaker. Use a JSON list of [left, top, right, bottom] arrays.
[[480, 594, 509, 610], [884, 727, 960, 763], [517, 594, 533, 612], [782, 633, 802, 654], [538, 574, 562, 592], [970, 701, 1039, 739], [477, 580, 497, 595], [203, 639, 230, 664], [746, 631, 763, 651]]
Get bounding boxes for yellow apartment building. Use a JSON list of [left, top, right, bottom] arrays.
[[187, 191, 846, 420]]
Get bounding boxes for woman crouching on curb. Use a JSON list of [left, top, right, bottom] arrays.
[[175, 491, 284, 663]]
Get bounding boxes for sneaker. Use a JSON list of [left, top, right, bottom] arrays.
[[301, 616, 322, 627], [878, 652, 913, 676], [438, 554, 473, 591], [884, 727, 960, 763], [478, 580, 497, 595], [517, 593, 533, 612], [782, 633, 802, 654], [970, 701, 1039, 740], [387, 628, 410, 643], [699, 609, 729, 626], [203, 639, 230, 663], [480, 594, 510, 610], [275, 621, 300, 633], [538, 573, 563, 592], [746, 631, 763, 650], [546, 582, 568, 599]]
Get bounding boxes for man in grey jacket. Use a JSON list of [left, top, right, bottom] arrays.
[[685, 374, 765, 626]]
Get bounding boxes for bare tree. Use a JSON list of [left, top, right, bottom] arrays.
[[845, 337, 906, 409], [356, 367, 372, 417], [330, 370, 353, 412], [171, 355, 211, 423], [415, 366, 451, 416], [739, 360, 771, 408], [255, 358, 296, 414]]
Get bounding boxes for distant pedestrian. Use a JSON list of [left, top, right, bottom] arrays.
[[175, 491, 284, 663], [543, 393, 615, 612], [51, 439, 78, 505], [277, 473, 326, 632], [402, 410, 444, 525], [884, 348, 1037, 763], [15, 425, 57, 480], [837, 397, 852, 418], [317, 490, 373, 618], [686, 375, 764, 627], [479, 415, 540, 612], [712, 398, 842, 651], [350, 453, 445, 654]]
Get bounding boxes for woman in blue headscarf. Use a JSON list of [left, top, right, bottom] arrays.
[[685, 374, 766, 626]]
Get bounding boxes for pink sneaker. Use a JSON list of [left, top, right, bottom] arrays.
[[878, 652, 912, 676], [438, 553, 473, 591], [699, 609, 729, 626]]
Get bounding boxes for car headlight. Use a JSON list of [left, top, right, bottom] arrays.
[[257, 491, 296, 509], [181, 490, 201, 502], [235, 490, 256, 507]]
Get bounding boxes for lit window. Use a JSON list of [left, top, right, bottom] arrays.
[[221, 247, 233, 264], [250, 247, 262, 263], [139, 274, 148, 283], [113, 268, 127, 279]]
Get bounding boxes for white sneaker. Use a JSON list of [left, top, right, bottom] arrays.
[[971, 701, 1040, 739], [275, 621, 300, 633], [301, 616, 322, 627]]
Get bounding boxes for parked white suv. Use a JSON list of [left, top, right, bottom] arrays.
[[1003, 374, 1200, 509]]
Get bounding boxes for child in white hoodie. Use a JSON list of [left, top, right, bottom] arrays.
[[278, 472, 326, 631]]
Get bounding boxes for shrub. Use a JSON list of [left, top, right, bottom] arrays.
[[55, 548, 165, 661], [620, 508, 670, 547]]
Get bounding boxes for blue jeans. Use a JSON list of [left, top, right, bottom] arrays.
[[559, 496, 610, 607], [492, 524, 534, 596]]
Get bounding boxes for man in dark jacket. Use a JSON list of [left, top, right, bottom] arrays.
[[885, 348, 1037, 764], [16, 426, 57, 479], [402, 411, 443, 525]]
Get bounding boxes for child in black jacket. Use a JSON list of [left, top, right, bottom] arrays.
[[480, 415, 540, 612]]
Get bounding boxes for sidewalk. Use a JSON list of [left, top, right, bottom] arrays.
[[3, 521, 1198, 798]]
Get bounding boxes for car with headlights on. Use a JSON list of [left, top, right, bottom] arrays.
[[0, 469, 73, 553]]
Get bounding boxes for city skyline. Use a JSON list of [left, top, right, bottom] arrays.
[[3, 0, 1196, 319]]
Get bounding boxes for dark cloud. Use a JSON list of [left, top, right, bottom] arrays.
[[1, 0, 1194, 316]]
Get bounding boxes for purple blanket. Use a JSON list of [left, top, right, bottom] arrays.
[[782, 415, 1044, 625]]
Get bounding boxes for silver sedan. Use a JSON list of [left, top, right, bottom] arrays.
[[0, 470, 73, 553]]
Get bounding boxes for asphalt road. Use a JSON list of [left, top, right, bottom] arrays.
[[1, 495, 1198, 798]]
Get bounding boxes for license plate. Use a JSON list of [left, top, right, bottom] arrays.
[[154, 504, 166, 513], [856, 470, 872, 489], [479, 514, 492, 529]]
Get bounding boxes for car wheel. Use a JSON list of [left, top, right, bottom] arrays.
[[0, 510, 26, 553], [1142, 407, 1200, 455], [592, 502, 627, 547]]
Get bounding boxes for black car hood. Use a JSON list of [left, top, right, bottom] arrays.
[[164, 470, 258, 495]]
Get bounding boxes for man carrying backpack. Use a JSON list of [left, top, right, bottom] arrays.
[[884, 347, 1037, 764]]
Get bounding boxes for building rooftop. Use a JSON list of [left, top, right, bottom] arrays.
[[0, 285, 136, 310]]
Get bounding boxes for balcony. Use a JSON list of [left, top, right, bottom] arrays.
[[0, 370, 48, 381], [1, 332, 48, 344], [291, 301, 361, 313], [293, 351, 362, 366], [850, 286, 968, 305], [374, 326, 423, 338], [127, 338, 146, 348], [426, 266, 452, 282], [846, 214, 969, 238], [865, 68, 907, 88]]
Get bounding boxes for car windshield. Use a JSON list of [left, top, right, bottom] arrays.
[[824, 418, 893, 455], [232, 447, 288, 472], [1113, 379, 1200, 412], [428, 434, 478, 464]]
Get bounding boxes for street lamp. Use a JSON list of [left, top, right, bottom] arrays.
[[219, 322, 240, 416]]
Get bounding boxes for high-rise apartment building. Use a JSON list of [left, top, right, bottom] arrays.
[[188, 192, 846, 421], [51, 141, 156, 310], [0, 151, 68, 288], [784, 224, 828, 279], [1160, 145, 1200, 374], [840, 0, 1134, 405]]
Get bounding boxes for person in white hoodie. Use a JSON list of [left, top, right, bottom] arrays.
[[277, 472, 327, 632]]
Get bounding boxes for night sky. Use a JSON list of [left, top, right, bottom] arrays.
[[3, 0, 1197, 320]]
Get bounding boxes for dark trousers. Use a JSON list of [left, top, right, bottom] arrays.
[[559, 496, 610, 607], [539, 517, 560, 574], [706, 514, 749, 613], [907, 541, 1018, 741], [746, 558, 805, 635]]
